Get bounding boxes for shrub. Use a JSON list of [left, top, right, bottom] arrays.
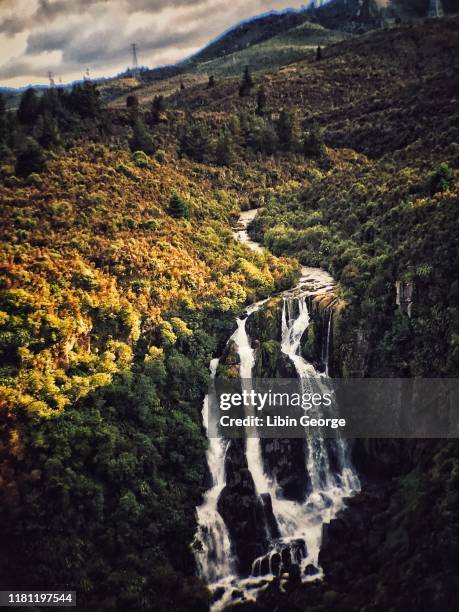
[[15, 138, 46, 177], [167, 193, 190, 219], [429, 163, 454, 195], [129, 117, 155, 155], [132, 150, 149, 168]]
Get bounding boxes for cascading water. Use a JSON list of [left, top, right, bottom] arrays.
[[195, 358, 235, 583], [193, 211, 360, 609]]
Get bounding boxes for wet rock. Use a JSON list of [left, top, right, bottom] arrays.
[[288, 563, 301, 585], [211, 586, 225, 603], [270, 552, 281, 577], [218, 441, 280, 575], [292, 538, 307, 563], [304, 563, 320, 576], [280, 547, 292, 574], [319, 483, 394, 589], [260, 438, 310, 502], [260, 493, 281, 539], [260, 555, 270, 576]]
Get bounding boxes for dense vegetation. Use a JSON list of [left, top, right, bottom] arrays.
[[0, 86, 300, 610], [250, 141, 459, 377]]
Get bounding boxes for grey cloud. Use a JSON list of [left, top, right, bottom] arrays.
[[0, 58, 52, 80], [61, 23, 205, 66], [0, 0, 307, 84], [126, 0, 208, 12], [0, 0, 108, 36], [26, 27, 75, 55], [0, 0, 204, 36]]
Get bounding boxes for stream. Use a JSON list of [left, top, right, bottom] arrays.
[[194, 209, 360, 609]]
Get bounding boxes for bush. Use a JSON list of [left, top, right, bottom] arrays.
[[167, 193, 190, 219], [132, 150, 149, 168], [129, 117, 156, 155], [15, 138, 46, 177], [429, 163, 454, 195]]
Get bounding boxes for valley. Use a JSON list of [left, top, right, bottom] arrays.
[[0, 2, 458, 611]]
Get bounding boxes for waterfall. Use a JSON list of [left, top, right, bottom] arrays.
[[194, 212, 359, 608], [195, 358, 235, 582], [232, 303, 272, 495]]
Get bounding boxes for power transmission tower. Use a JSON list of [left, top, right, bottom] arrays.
[[428, 0, 444, 17], [131, 43, 139, 71], [48, 71, 55, 87]]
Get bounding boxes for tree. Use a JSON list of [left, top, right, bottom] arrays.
[[303, 123, 325, 157], [180, 80, 185, 91], [179, 121, 213, 163], [277, 108, 300, 152], [167, 193, 190, 219], [15, 137, 46, 177], [151, 95, 165, 125], [256, 85, 267, 116], [239, 66, 253, 97], [66, 82, 101, 119], [207, 75, 216, 89], [126, 95, 139, 112], [0, 92, 7, 142], [247, 117, 278, 155], [36, 112, 61, 149], [129, 117, 155, 154], [17, 88, 40, 125], [215, 131, 236, 166], [316, 45, 322, 61]]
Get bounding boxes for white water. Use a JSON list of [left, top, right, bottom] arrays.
[[194, 210, 360, 609], [195, 358, 235, 583]]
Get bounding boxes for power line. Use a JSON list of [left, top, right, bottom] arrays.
[[131, 43, 139, 70]]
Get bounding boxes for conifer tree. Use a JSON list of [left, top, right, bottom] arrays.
[[17, 88, 39, 125], [215, 130, 236, 166], [129, 117, 156, 154], [0, 93, 6, 143], [256, 85, 267, 116], [151, 95, 165, 125], [15, 137, 46, 177], [126, 94, 139, 112], [207, 75, 216, 89], [303, 123, 325, 157], [179, 121, 213, 163], [37, 112, 61, 149], [277, 108, 300, 152], [239, 66, 253, 97], [316, 45, 322, 61]]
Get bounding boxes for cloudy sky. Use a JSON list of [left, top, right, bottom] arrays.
[[0, 0, 308, 87]]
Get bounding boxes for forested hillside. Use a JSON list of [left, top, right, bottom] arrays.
[[0, 7, 458, 612]]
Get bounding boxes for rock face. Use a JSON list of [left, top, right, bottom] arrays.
[[261, 438, 311, 501], [318, 483, 393, 589], [395, 279, 414, 317], [217, 440, 280, 575]]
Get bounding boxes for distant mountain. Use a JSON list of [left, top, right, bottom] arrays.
[[311, 0, 456, 31]]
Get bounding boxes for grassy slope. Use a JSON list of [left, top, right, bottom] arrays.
[[168, 15, 459, 155]]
